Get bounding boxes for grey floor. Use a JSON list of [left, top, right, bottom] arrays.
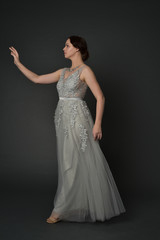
[[1, 186, 159, 240]]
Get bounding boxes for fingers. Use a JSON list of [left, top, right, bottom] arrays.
[[9, 46, 18, 55], [9, 46, 14, 51], [9, 46, 16, 51], [9, 47, 15, 54], [10, 51, 15, 57], [9, 46, 19, 60], [9, 50, 15, 57], [97, 133, 102, 140], [93, 132, 102, 140]]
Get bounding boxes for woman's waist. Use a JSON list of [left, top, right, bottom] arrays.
[[59, 97, 83, 101]]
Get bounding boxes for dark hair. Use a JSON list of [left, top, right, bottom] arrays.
[[68, 35, 89, 61]]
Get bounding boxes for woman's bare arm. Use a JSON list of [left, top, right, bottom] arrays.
[[82, 66, 105, 140], [16, 61, 62, 84], [36, 69, 62, 84], [9, 46, 62, 84]]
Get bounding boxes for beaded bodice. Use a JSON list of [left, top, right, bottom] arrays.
[[56, 65, 88, 99]]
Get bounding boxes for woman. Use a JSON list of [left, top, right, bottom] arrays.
[[9, 35, 126, 223]]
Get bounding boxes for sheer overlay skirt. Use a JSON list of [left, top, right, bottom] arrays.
[[50, 98, 126, 222]]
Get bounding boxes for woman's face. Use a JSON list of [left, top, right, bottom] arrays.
[[63, 38, 79, 59]]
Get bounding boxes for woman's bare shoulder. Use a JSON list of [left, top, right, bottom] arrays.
[[56, 67, 66, 78], [83, 64, 95, 73], [80, 64, 95, 82]]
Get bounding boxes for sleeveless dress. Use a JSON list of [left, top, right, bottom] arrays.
[[50, 65, 126, 222]]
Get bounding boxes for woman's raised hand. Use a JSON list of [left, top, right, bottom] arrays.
[[9, 46, 20, 65]]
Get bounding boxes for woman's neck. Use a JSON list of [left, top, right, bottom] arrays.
[[70, 63, 84, 70], [70, 60, 84, 69]]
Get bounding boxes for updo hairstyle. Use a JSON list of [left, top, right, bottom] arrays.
[[68, 35, 89, 61]]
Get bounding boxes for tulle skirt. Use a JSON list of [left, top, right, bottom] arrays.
[[50, 97, 126, 222]]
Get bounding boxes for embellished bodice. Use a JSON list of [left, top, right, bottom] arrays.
[[54, 65, 93, 155], [56, 65, 88, 99]]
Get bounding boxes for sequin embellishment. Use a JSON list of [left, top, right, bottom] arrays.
[[69, 102, 78, 128], [80, 101, 90, 120], [78, 124, 88, 152], [54, 101, 64, 129], [55, 66, 89, 151], [64, 127, 68, 138]]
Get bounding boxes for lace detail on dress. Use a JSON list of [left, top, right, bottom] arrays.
[[54, 100, 89, 151], [64, 127, 68, 138], [54, 65, 90, 151], [54, 100, 64, 129], [78, 124, 88, 152], [56, 66, 88, 99], [80, 101, 90, 120], [69, 101, 78, 128]]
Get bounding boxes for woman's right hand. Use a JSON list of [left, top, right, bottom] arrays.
[[9, 46, 20, 65]]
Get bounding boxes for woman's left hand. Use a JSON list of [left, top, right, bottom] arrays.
[[92, 124, 102, 141]]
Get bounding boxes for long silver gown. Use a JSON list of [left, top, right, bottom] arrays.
[[50, 65, 126, 222]]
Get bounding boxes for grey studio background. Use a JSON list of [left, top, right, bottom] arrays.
[[0, 0, 160, 240]]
